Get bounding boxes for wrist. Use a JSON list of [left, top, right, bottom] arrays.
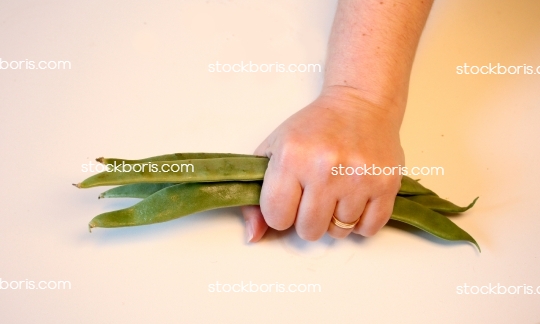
[[318, 85, 406, 131], [322, 76, 409, 110]]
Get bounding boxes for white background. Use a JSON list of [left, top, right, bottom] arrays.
[[1, 0, 539, 322]]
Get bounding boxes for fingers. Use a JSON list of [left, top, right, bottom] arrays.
[[241, 205, 268, 243], [294, 186, 337, 241], [259, 158, 302, 231], [327, 194, 368, 239], [254, 138, 270, 157], [353, 195, 396, 237]]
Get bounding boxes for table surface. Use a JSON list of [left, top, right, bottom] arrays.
[[1, 0, 539, 323]]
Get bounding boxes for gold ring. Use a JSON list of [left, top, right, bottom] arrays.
[[331, 215, 360, 229]]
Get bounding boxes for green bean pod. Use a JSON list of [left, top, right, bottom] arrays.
[[399, 176, 438, 196], [99, 183, 177, 199], [89, 182, 479, 251], [89, 182, 262, 229], [97, 153, 258, 165], [391, 196, 479, 251], [75, 157, 268, 188], [404, 195, 479, 213], [79, 156, 439, 197], [96, 153, 437, 197]]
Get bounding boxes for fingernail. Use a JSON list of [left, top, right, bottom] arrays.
[[246, 221, 254, 243]]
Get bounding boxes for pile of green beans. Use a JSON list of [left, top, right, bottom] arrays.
[[75, 153, 480, 251]]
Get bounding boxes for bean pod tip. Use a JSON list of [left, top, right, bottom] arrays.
[[468, 197, 479, 210], [471, 239, 481, 253]]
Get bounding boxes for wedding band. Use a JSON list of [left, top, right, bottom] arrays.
[[331, 215, 360, 229]]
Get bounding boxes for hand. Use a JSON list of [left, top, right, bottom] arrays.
[[242, 86, 405, 242]]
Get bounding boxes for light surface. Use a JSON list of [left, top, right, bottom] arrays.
[[1, 0, 539, 323]]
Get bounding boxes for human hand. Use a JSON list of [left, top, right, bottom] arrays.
[[242, 86, 405, 242]]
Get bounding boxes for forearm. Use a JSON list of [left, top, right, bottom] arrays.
[[324, 0, 433, 118]]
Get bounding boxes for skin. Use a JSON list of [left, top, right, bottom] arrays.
[[242, 0, 434, 242]]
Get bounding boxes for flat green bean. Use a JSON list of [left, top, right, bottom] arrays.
[[110, 154, 437, 197], [399, 176, 438, 196], [97, 152, 258, 165], [99, 183, 177, 199], [391, 196, 479, 251], [75, 157, 268, 188], [404, 195, 478, 213], [89, 181, 479, 251], [80, 156, 439, 197], [89, 182, 262, 229]]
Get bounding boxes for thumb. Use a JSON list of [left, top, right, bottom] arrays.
[[241, 205, 268, 243]]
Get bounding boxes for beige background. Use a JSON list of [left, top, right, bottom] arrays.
[[1, 0, 539, 323]]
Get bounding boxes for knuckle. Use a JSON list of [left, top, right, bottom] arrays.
[[313, 150, 339, 173], [297, 228, 323, 242], [259, 203, 294, 231], [372, 175, 402, 196], [276, 136, 304, 164], [262, 213, 294, 231], [271, 222, 293, 231], [359, 226, 380, 237], [328, 231, 347, 239], [277, 136, 340, 169], [359, 212, 391, 237]]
